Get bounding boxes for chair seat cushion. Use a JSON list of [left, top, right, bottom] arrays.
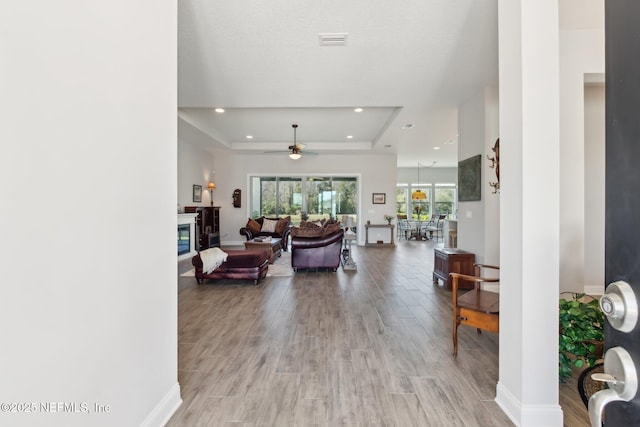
[[457, 290, 500, 314]]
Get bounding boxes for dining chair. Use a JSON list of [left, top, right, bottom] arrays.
[[396, 214, 411, 240], [426, 214, 447, 241]]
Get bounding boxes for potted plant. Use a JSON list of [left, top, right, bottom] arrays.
[[558, 293, 604, 383]]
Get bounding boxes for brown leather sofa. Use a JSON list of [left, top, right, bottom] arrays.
[[240, 216, 292, 251], [191, 249, 269, 285], [291, 229, 344, 272]]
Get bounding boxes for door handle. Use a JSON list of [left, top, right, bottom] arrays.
[[589, 347, 638, 427], [599, 280, 638, 332]]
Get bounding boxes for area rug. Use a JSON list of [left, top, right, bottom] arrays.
[[267, 252, 293, 277], [180, 269, 195, 277], [180, 252, 293, 277]]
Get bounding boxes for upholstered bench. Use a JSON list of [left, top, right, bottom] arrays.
[[191, 249, 270, 285]]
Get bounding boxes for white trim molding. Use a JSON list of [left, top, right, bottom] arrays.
[[140, 382, 182, 427], [496, 382, 564, 426]]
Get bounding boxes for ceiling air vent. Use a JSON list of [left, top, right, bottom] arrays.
[[318, 33, 348, 46]]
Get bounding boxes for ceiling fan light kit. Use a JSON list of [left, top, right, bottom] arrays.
[[263, 124, 317, 159], [289, 124, 302, 159]]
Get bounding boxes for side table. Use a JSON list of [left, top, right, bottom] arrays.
[[432, 247, 475, 290], [342, 232, 357, 271], [364, 224, 395, 247]]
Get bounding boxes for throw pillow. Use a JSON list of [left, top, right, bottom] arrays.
[[275, 216, 291, 234], [291, 224, 323, 238], [300, 221, 318, 228], [246, 218, 261, 234], [322, 222, 342, 236], [261, 218, 278, 233]]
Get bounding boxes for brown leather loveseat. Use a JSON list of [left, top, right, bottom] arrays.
[[290, 220, 344, 272], [240, 216, 292, 251]]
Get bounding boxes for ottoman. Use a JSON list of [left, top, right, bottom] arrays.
[[191, 249, 270, 285]]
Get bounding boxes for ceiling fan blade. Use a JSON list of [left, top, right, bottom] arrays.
[[262, 124, 318, 157]]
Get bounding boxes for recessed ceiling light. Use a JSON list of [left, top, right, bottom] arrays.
[[246, 135, 253, 139], [433, 146, 441, 150], [354, 108, 363, 113], [346, 135, 353, 139], [214, 108, 225, 113], [402, 124, 414, 129], [444, 139, 456, 145], [384, 144, 392, 148]]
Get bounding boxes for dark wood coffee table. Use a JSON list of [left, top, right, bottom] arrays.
[[244, 237, 282, 264]]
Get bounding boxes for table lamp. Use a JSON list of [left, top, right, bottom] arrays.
[[207, 181, 216, 206], [344, 216, 355, 234]]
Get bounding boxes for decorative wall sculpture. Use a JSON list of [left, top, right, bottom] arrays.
[[487, 138, 500, 194]]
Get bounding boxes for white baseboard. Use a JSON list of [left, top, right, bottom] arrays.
[[140, 382, 182, 427], [496, 382, 520, 425], [495, 382, 564, 426], [584, 284, 604, 296]]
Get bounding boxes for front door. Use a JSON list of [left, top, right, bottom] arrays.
[[603, 1, 640, 424]]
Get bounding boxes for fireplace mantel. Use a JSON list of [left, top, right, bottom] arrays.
[[178, 213, 198, 261]]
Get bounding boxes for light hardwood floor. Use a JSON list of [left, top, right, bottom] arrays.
[[169, 240, 590, 427]]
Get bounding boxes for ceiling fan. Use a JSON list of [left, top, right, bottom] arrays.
[[265, 124, 317, 159]]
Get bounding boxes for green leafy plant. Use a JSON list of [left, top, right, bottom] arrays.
[[558, 293, 604, 383]]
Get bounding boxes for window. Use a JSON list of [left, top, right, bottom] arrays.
[[399, 182, 456, 220], [396, 184, 408, 215], [434, 184, 456, 217], [250, 175, 358, 225], [410, 184, 430, 221]]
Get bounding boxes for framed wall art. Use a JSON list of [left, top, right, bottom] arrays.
[[372, 193, 386, 204], [458, 154, 482, 201], [193, 184, 202, 203]]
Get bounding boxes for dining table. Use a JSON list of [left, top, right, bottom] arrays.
[[407, 220, 429, 240]]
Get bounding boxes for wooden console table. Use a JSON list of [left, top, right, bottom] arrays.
[[433, 247, 475, 290], [364, 224, 395, 247]]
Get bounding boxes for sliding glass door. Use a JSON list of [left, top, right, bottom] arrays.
[[250, 175, 358, 225]]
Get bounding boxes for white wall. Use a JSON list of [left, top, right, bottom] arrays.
[[584, 84, 605, 295], [1, 2, 181, 426], [558, 1, 605, 293], [177, 140, 398, 247], [396, 166, 457, 185], [457, 86, 500, 265], [178, 139, 216, 209]]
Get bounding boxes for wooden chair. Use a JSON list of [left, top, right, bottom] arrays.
[[451, 263, 500, 357]]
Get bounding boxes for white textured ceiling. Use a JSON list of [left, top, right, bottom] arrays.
[[178, 0, 498, 167]]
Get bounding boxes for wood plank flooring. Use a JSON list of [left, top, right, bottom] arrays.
[[169, 240, 590, 427]]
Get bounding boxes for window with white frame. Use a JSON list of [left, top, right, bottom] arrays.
[[434, 183, 456, 217], [250, 175, 358, 225]]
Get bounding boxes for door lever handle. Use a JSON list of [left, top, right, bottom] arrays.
[[591, 372, 618, 385], [588, 347, 637, 427]]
